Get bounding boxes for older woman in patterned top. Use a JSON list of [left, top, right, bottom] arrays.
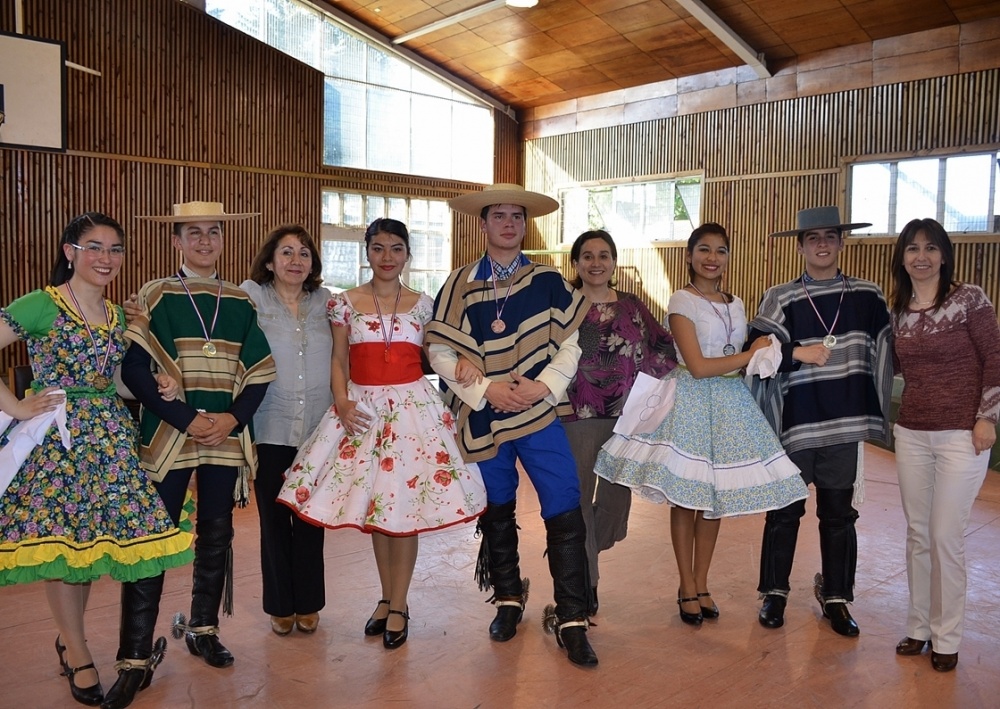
[[890, 218, 1000, 673], [561, 230, 676, 614]]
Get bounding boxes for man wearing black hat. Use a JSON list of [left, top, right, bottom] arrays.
[[425, 184, 597, 666], [746, 206, 893, 637]]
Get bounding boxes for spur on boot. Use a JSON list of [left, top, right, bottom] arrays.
[[270, 615, 295, 636], [758, 594, 786, 629], [364, 600, 390, 636], [697, 592, 720, 619], [56, 636, 104, 706], [677, 594, 703, 626], [820, 599, 859, 637], [383, 609, 409, 649], [100, 639, 166, 709], [895, 637, 930, 656]]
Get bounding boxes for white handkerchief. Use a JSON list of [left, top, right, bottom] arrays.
[[613, 372, 677, 436], [0, 393, 72, 494], [746, 337, 782, 379]]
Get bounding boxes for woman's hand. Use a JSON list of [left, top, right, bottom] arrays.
[[454, 356, 484, 387], [6, 387, 65, 420], [748, 335, 772, 354], [156, 373, 179, 401], [122, 294, 142, 324], [972, 418, 996, 455], [338, 400, 371, 435]]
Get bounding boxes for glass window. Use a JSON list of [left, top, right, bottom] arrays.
[[208, 0, 493, 183], [849, 152, 1000, 235], [559, 176, 702, 246]]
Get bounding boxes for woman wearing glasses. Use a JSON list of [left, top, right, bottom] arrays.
[[0, 213, 191, 707]]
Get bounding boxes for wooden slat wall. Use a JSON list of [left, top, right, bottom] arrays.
[[525, 70, 1000, 323], [0, 0, 519, 374]]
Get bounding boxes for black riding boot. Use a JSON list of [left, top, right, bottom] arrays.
[[814, 488, 860, 636], [100, 574, 167, 709], [757, 499, 805, 629], [542, 507, 597, 667], [474, 500, 528, 642], [183, 515, 235, 668]]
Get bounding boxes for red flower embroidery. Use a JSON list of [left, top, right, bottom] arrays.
[[442, 411, 454, 430], [435, 451, 451, 465], [367, 499, 376, 517], [406, 476, 418, 489], [456, 508, 465, 515], [294, 486, 310, 504], [339, 446, 357, 460], [380, 457, 394, 472], [434, 470, 452, 487], [366, 321, 380, 332], [382, 423, 392, 439], [338, 436, 351, 449]]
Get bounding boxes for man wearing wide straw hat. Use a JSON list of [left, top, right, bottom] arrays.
[[745, 206, 892, 638], [424, 184, 597, 666], [103, 201, 275, 709]]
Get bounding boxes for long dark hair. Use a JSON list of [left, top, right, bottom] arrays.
[[686, 222, 732, 301], [890, 217, 956, 315], [569, 229, 617, 289], [50, 212, 126, 286], [249, 224, 324, 292], [365, 217, 411, 256]]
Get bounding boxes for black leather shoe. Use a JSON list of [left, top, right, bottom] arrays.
[[382, 610, 409, 649], [364, 600, 390, 636], [822, 601, 860, 637], [57, 636, 104, 706], [896, 637, 930, 656], [185, 632, 234, 668], [698, 592, 720, 619], [677, 595, 703, 626], [100, 638, 166, 709], [555, 622, 598, 667], [489, 601, 524, 642], [758, 594, 786, 629], [931, 651, 958, 672]]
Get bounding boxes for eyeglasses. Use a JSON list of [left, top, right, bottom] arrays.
[[70, 242, 126, 257]]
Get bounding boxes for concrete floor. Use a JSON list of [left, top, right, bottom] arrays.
[[1, 444, 998, 708]]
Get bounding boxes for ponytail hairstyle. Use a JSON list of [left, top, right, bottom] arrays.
[[50, 212, 126, 286]]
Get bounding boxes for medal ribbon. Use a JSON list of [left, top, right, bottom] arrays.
[[65, 282, 113, 379], [687, 282, 735, 351], [488, 255, 520, 327], [801, 274, 846, 341], [177, 273, 223, 347], [371, 282, 402, 361]]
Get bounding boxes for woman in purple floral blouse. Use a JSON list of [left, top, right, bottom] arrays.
[[562, 230, 677, 614]]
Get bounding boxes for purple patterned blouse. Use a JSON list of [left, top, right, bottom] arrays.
[[563, 291, 677, 422]]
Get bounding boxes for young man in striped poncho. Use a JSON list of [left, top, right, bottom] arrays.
[[425, 184, 597, 667]]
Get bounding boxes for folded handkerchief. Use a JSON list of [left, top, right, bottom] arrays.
[[0, 393, 72, 493], [746, 337, 782, 379]]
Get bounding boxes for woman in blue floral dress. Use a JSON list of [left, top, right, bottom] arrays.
[[0, 213, 192, 706], [278, 218, 486, 650]]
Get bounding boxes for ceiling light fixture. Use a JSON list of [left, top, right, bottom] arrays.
[[393, 0, 539, 45]]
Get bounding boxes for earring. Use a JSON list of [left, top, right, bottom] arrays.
[[68, 261, 73, 270]]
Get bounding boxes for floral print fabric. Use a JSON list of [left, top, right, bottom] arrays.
[[278, 292, 487, 536]]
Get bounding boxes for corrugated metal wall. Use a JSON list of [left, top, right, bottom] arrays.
[[525, 72, 1000, 323]]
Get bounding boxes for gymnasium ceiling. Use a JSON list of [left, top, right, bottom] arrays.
[[325, 0, 1000, 109]]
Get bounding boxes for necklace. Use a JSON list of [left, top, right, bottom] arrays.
[[488, 255, 520, 334], [177, 273, 223, 357], [65, 282, 113, 390], [911, 293, 935, 306], [687, 282, 736, 355], [801, 274, 846, 348], [371, 281, 402, 362]]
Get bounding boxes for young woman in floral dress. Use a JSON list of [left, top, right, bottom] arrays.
[[278, 218, 486, 649]]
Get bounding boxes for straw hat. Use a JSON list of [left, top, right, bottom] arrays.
[[449, 183, 559, 218], [771, 206, 871, 237], [138, 201, 259, 223]]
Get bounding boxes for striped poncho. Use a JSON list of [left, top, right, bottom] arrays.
[[746, 273, 893, 454], [125, 276, 276, 481], [425, 258, 588, 463]]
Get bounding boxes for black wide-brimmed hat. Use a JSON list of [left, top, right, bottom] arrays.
[[772, 206, 871, 237]]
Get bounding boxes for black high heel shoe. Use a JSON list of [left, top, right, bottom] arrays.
[[364, 600, 390, 636], [677, 595, 703, 626], [697, 592, 720, 619], [383, 609, 409, 649], [56, 636, 104, 706]]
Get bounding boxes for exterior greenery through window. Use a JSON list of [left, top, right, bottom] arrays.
[[849, 152, 1000, 235], [559, 176, 702, 246], [320, 191, 451, 297], [207, 0, 494, 183]]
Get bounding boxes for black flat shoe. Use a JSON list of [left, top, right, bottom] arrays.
[[57, 636, 104, 706], [697, 592, 720, 619], [364, 600, 390, 636], [758, 594, 786, 629], [677, 595, 703, 626], [821, 600, 859, 637], [931, 651, 958, 672], [896, 637, 930, 656], [383, 609, 409, 649]]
